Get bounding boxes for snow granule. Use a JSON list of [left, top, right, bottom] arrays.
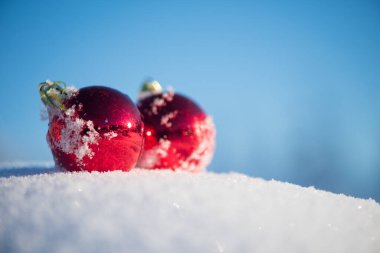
[[179, 116, 215, 172], [0, 167, 379, 253], [162, 89, 175, 102], [156, 138, 171, 158], [151, 97, 166, 115], [48, 105, 100, 165], [137, 116, 215, 172], [137, 139, 172, 168], [150, 90, 175, 115], [160, 110, 178, 127], [103, 131, 118, 140], [60, 115, 99, 162]]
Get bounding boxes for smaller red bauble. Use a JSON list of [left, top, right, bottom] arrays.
[[39, 81, 144, 172], [136, 81, 216, 172]]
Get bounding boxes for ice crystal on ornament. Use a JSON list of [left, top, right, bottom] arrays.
[[137, 139, 172, 169], [151, 97, 166, 115], [49, 105, 100, 165], [43, 84, 78, 121], [156, 139, 171, 158], [177, 116, 216, 172], [150, 90, 175, 115], [160, 110, 178, 128], [162, 88, 175, 102], [104, 131, 118, 140]]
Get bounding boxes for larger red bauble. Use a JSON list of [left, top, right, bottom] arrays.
[[41, 83, 144, 172], [136, 87, 216, 172]]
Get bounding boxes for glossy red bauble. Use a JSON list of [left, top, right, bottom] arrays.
[[136, 89, 215, 172], [42, 83, 144, 172]]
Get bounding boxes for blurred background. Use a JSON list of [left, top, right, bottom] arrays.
[[0, 0, 379, 201]]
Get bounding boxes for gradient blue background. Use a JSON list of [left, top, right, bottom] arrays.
[[1, 0, 379, 201]]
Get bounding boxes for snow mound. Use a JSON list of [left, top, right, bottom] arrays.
[[0, 169, 379, 253]]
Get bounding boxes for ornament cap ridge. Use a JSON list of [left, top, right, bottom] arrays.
[[139, 80, 163, 99]]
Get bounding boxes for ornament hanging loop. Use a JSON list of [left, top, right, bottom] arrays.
[[39, 80, 67, 111]]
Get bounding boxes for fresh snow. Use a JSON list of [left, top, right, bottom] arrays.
[[0, 165, 379, 253], [47, 104, 100, 165]]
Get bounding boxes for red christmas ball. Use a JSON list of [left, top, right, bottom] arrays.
[[39, 81, 144, 172], [136, 81, 215, 172]]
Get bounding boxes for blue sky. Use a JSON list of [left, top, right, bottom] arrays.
[[0, 0, 379, 200]]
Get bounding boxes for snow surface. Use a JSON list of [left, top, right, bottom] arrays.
[[0, 165, 379, 253]]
